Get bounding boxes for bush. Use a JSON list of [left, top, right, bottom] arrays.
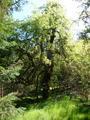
[[0, 93, 24, 120]]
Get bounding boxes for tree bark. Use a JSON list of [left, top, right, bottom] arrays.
[[42, 28, 55, 99], [42, 64, 53, 99]]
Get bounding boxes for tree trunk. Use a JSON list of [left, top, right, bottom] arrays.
[[42, 28, 55, 99], [42, 65, 52, 99]]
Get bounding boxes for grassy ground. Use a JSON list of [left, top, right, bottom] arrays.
[[15, 96, 90, 120]]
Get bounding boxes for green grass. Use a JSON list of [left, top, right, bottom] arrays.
[[15, 97, 90, 120]]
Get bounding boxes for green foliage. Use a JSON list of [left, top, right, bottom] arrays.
[[0, 0, 24, 85], [0, 93, 24, 120], [67, 41, 90, 98], [15, 97, 90, 120], [0, 19, 22, 84], [0, 0, 25, 19], [0, 1, 90, 120]]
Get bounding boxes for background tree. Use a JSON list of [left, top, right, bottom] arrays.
[[0, 0, 25, 96], [76, 0, 90, 40]]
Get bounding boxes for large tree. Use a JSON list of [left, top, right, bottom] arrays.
[[16, 1, 71, 99]]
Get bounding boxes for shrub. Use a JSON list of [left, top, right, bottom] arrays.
[[0, 93, 24, 120]]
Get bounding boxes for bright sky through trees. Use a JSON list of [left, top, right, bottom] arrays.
[[13, 0, 84, 39], [13, 0, 80, 20]]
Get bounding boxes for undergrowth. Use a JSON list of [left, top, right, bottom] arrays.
[[15, 96, 90, 120], [0, 93, 24, 120]]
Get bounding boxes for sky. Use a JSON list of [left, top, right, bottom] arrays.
[[13, 0, 85, 39], [13, 0, 80, 20]]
